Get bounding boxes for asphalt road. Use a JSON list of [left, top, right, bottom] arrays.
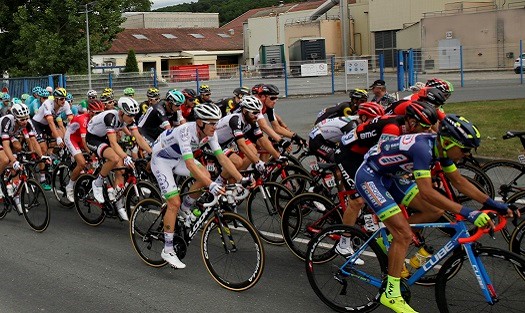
[[0, 82, 523, 313]]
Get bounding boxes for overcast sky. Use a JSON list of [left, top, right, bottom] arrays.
[[151, 0, 197, 10]]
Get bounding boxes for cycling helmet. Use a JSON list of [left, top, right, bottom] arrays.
[[181, 88, 197, 101], [53, 87, 67, 98], [38, 89, 50, 98], [46, 86, 53, 93], [425, 78, 453, 95], [239, 95, 263, 112], [259, 84, 279, 96], [417, 87, 447, 106], [11, 102, 30, 119], [349, 89, 369, 101], [251, 84, 264, 95], [66, 93, 73, 101], [146, 87, 160, 98], [103, 87, 113, 95], [118, 97, 140, 115], [2, 93, 10, 101], [87, 89, 98, 98], [439, 114, 481, 148], [21, 93, 30, 101], [32, 86, 42, 95], [233, 86, 250, 97], [193, 103, 222, 120], [88, 99, 105, 112], [405, 101, 439, 127], [123, 87, 135, 97], [166, 90, 185, 105], [11, 97, 22, 106], [199, 84, 211, 95], [357, 102, 385, 119]]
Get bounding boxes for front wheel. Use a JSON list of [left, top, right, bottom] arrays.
[[51, 163, 74, 208], [201, 212, 265, 291], [21, 179, 50, 232], [435, 246, 525, 312], [124, 180, 162, 217], [74, 174, 106, 226]]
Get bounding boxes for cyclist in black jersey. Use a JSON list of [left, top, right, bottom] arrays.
[[314, 88, 369, 124], [136, 87, 160, 123], [216, 86, 250, 116], [195, 85, 213, 105]]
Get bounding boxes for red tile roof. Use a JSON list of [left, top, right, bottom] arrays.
[[102, 28, 243, 55]]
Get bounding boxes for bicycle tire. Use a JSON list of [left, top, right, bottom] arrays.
[[305, 225, 388, 313], [246, 181, 294, 245], [481, 160, 525, 201], [281, 193, 342, 261], [21, 179, 50, 232], [457, 162, 495, 198], [509, 215, 525, 256], [124, 180, 162, 216], [279, 173, 315, 197], [435, 246, 525, 312], [503, 190, 525, 243], [51, 163, 74, 208], [129, 198, 168, 267], [201, 211, 265, 291], [74, 174, 106, 226]]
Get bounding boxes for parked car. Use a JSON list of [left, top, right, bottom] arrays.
[[514, 53, 525, 73]]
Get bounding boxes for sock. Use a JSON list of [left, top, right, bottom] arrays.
[[67, 179, 75, 189], [385, 275, 401, 298], [164, 232, 174, 253], [94, 175, 105, 187], [181, 196, 196, 213], [339, 235, 350, 248]]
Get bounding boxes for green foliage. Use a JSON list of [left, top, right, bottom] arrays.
[[155, 0, 305, 25], [0, 0, 150, 76], [124, 49, 139, 72]]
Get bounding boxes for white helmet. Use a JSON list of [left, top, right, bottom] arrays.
[[240, 95, 262, 112], [11, 103, 30, 119], [87, 89, 98, 98], [193, 103, 222, 120], [118, 97, 140, 115]]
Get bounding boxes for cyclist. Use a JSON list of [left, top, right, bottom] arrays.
[[64, 99, 105, 202], [86, 97, 152, 221], [354, 114, 514, 313], [215, 95, 283, 178], [314, 89, 369, 124], [309, 102, 384, 163], [150, 103, 249, 269], [1, 93, 11, 116], [137, 89, 185, 146], [369, 79, 397, 108], [123, 87, 135, 98], [385, 87, 447, 121], [180, 88, 197, 122], [216, 86, 250, 116], [100, 91, 115, 110], [136, 87, 160, 123], [195, 85, 213, 105], [26, 86, 42, 116], [425, 78, 454, 100]]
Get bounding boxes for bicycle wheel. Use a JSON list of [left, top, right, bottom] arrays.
[[305, 225, 388, 312], [129, 198, 168, 267], [201, 212, 265, 291], [246, 182, 294, 245], [281, 193, 342, 261], [21, 179, 50, 232], [503, 190, 525, 243], [51, 163, 74, 208], [74, 174, 106, 226], [124, 180, 162, 216], [482, 160, 525, 201], [279, 173, 315, 196], [457, 163, 495, 199], [509, 216, 525, 256], [270, 163, 311, 183], [435, 246, 525, 312]]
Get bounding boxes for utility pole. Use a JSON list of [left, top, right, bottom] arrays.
[[83, 1, 97, 90]]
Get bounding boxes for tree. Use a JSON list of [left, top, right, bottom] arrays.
[[124, 49, 139, 72], [0, 0, 150, 76]]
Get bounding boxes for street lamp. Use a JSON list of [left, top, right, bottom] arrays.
[[82, 1, 97, 90]]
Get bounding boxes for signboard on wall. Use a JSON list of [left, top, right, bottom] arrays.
[[300, 63, 328, 77], [345, 60, 368, 74]]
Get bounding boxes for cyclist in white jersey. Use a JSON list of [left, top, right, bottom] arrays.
[[151, 103, 250, 269], [86, 97, 152, 221]]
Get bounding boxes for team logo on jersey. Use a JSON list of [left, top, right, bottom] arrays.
[[378, 154, 408, 166], [361, 181, 387, 206], [180, 126, 190, 142]]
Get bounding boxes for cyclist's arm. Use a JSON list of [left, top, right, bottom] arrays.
[[128, 127, 152, 154], [236, 137, 260, 164], [444, 166, 490, 203], [256, 135, 281, 159], [415, 174, 462, 215], [45, 115, 62, 140], [2, 139, 17, 164], [107, 132, 129, 159], [258, 117, 282, 142], [29, 136, 44, 157], [270, 118, 294, 138], [216, 152, 242, 181]]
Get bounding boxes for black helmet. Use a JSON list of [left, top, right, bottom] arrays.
[[349, 89, 368, 101], [405, 101, 438, 127], [233, 86, 250, 97], [259, 84, 279, 96], [439, 114, 481, 148], [251, 84, 264, 95], [417, 87, 447, 106], [181, 88, 197, 101]]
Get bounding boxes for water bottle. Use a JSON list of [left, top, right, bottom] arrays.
[[107, 186, 116, 202], [192, 208, 202, 218], [409, 246, 433, 269]]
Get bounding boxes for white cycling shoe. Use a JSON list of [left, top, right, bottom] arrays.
[[335, 244, 365, 265], [161, 249, 186, 269], [91, 181, 104, 203]]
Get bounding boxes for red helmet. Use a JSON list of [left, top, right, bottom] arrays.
[[88, 99, 105, 112], [357, 102, 385, 119]]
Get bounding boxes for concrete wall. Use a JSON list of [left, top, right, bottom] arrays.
[[122, 12, 219, 29], [349, 2, 370, 55], [397, 22, 421, 50], [285, 20, 342, 60]]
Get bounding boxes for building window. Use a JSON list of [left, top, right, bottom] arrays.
[[190, 33, 205, 38], [218, 33, 230, 38], [162, 34, 177, 39], [132, 34, 148, 40], [375, 30, 398, 68]]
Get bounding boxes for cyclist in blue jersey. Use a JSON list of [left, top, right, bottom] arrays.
[[354, 114, 515, 313]]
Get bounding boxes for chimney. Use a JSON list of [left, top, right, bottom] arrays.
[[229, 28, 234, 35]]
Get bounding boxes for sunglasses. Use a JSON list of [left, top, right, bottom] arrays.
[[125, 113, 136, 118], [88, 96, 97, 99], [56, 97, 66, 101], [202, 93, 211, 97], [247, 110, 260, 116], [202, 120, 218, 126], [269, 96, 278, 101], [17, 117, 30, 122], [149, 98, 159, 101]]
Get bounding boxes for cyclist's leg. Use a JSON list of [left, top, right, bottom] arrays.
[[175, 159, 209, 214], [335, 149, 365, 226]]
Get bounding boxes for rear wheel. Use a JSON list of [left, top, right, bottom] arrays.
[[21, 179, 50, 232], [74, 174, 106, 226], [51, 163, 74, 208], [124, 180, 162, 217], [481, 160, 525, 202]]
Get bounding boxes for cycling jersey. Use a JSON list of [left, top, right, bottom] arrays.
[[135, 100, 150, 123], [65, 113, 89, 156], [195, 96, 213, 105], [309, 116, 359, 144], [180, 104, 195, 122], [384, 99, 446, 121], [216, 97, 237, 116], [0, 114, 36, 147], [315, 101, 356, 125], [32, 99, 73, 126], [137, 101, 172, 142], [215, 113, 263, 150], [86, 110, 137, 157]]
